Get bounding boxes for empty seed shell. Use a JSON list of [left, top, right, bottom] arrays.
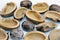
[[14, 7, 27, 20], [44, 11, 60, 22], [24, 31, 48, 40], [49, 29, 60, 40], [26, 10, 44, 23], [0, 18, 19, 29], [1, 2, 16, 17], [32, 2, 49, 13], [36, 22, 56, 32], [0, 28, 8, 40]]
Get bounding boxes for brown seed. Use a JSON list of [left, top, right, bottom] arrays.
[[20, 0, 32, 9], [22, 21, 34, 31], [10, 29, 24, 40], [49, 4, 60, 12]]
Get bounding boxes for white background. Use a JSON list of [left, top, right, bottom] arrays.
[[0, 0, 60, 37], [0, 0, 60, 10]]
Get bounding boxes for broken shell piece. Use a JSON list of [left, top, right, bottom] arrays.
[[36, 22, 56, 32], [49, 4, 60, 12], [0, 28, 8, 40], [10, 29, 24, 40], [32, 2, 49, 13], [44, 11, 60, 21], [0, 18, 19, 29], [26, 10, 44, 23], [22, 21, 34, 31], [1, 2, 16, 17], [14, 7, 27, 20], [24, 31, 48, 40], [49, 29, 60, 40]]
